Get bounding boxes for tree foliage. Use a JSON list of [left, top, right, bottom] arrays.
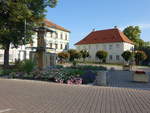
[[80, 50, 89, 61], [123, 26, 150, 49], [121, 51, 133, 62], [0, 0, 58, 67], [58, 52, 69, 63], [123, 26, 141, 46], [96, 50, 108, 63], [68, 49, 81, 61], [139, 46, 150, 65], [135, 50, 147, 65]]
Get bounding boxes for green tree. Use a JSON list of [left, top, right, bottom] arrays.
[[0, 0, 58, 67], [139, 46, 150, 65], [121, 51, 133, 63], [96, 50, 108, 63], [135, 50, 147, 65], [58, 52, 69, 63], [80, 50, 89, 62], [68, 49, 81, 62], [123, 26, 142, 48]]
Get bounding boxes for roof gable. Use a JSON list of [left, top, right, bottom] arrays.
[[44, 19, 70, 33], [75, 28, 134, 45]]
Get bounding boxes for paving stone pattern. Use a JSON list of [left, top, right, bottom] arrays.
[[108, 70, 150, 90], [0, 79, 150, 113]]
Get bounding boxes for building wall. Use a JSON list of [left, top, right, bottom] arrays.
[[45, 28, 69, 53], [0, 28, 70, 62], [76, 42, 134, 63]]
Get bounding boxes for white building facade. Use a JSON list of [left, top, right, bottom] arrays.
[[0, 19, 70, 62], [75, 28, 134, 64]]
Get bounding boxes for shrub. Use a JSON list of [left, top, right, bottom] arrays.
[[121, 51, 133, 63], [80, 50, 89, 62], [73, 61, 77, 67], [54, 65, 64, 69], [0, 69, 12, 76], [76, 65, 107, 71], [58, 52, 69, 63], [135, 50, 147, 65], [23, 73, 34, 79], [96, 50, 108, 63], [68, 49, 81, 61], [20, 59, 36, 73]]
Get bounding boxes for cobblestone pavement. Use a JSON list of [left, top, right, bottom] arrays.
[[0, 79, 150, 113], [108, 70, 150, 90]]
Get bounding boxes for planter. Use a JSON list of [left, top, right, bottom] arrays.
[[132, 71, 149, 83]]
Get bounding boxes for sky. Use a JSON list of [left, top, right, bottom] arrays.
[[46, 0, 150, 48]]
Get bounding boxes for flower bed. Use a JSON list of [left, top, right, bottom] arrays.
[[67, 78, 82, 85], [8, 68, 85, 85], [1, 64, 106, 85]]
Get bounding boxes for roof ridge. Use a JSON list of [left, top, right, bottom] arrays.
[[93, 28, 119, 32], [75, 28, 134, 45]]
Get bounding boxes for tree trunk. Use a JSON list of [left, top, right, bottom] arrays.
[[4, 43, 10, 68]]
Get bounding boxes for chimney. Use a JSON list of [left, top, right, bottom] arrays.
[[114, 26, 118, 29], [92, 28, 95, 32]]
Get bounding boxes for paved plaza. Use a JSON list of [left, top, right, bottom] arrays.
[[108, 70, 150, 90], [0, 79, 150, 113]]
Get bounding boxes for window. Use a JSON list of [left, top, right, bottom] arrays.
[[130, 47, 134, 51], [103, 45, 107, 50], [65, 34, 67, 40], [89, 45, 91, 49], [96, 44, 98, 48], [55, 44, 58, 49], [109, 45, 113, 50], [78, 46, 80, 50], [55, 32, 58, 38], [50, 32, 53, 38], [65, 44, 68, 50], [61, 33, 63, 39], [109, 55, 113, 60], [116, 55, 120, 61], [0, 54, 3, 58], [50, 43, 53, 48], [116, 44, 120, 48], [60, 44, 63, 49]]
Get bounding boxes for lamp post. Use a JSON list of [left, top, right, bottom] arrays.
[[130, 46, 135, 70]]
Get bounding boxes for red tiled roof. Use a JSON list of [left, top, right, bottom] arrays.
[[75, 28, 134, 45], [44, 19, 70, 32]]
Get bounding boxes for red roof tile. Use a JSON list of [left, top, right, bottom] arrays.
[[44, 19, 70, 33], [75, 28, 134, 45]]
